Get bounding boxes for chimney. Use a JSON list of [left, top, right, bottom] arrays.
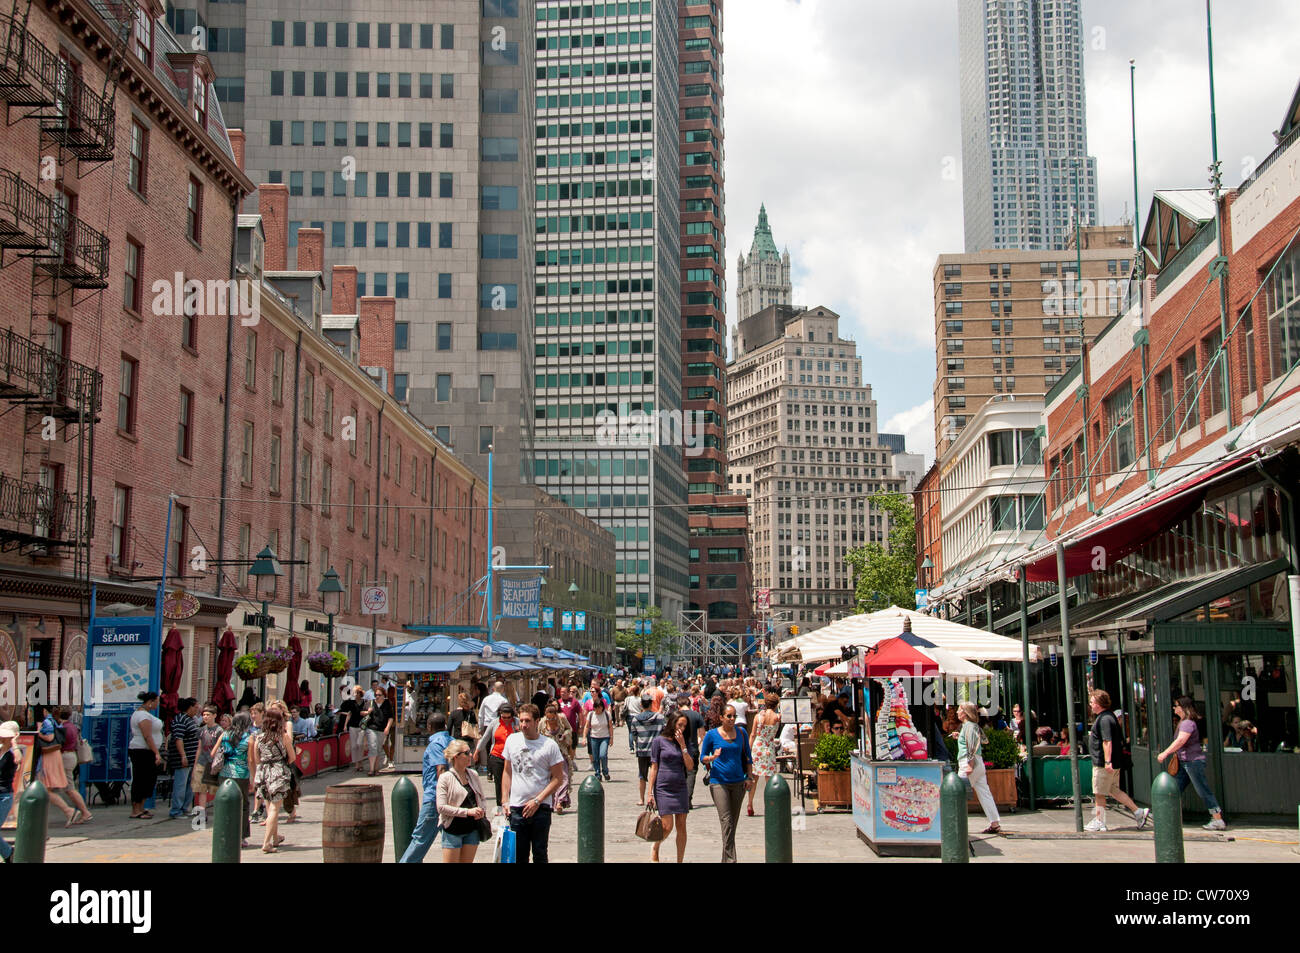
[[358, 297, 396, 395], [297, 227, 324, 273], [331, 265, 357, 314], [228, 129, 246, 172], [259, 184, 289, 272]]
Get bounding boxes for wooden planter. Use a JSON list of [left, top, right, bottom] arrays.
[[967, 767, 1018, 812], [817, 769, 851, 808]]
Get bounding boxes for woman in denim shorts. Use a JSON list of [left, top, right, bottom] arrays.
[[437, 740, 487, 863]]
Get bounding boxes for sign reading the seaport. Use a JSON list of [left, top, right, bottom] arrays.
[[162, 589, 200, 621], [499, 577, 542, 619], [84, 618, 155, 784], [361, 585, 388, 615], [542, 606, 555, 629]]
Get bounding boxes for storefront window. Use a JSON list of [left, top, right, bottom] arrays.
[[1248, 572, 1290, 622], [1216, 654, 1297, 753], [1126, 654, 1150, 746]]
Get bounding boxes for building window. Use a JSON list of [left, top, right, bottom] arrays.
[[1104, 382, 1135, 471], [111, 485, 130, 566], [244, 333, 256, 388], [437, 323, 451, 350], [321, 462, 332, 514], [269, 433, 282, 493], [133, 6, 153, 65], [117, 356, 136, 433], [436, 374, 451, 402], [123, 239, 142, 313], [1156, 368, 1175, 446], [479, 426, 492, 453], [303, 369, 315, 422], [440, 24, 453, 49], [240, 421, 255, 484], [301, 450, 312, 501], [178, 389, 194, 459], [395, 374, 408, 402], [1203, 329, 1224, 418], [479, 375, 495, 402], [168, 504, 188, 579], [271, 348, 285, 403], [347, 479, 356, 530], [128, 121, 147, 195], [1178, 348, 1200, 428]]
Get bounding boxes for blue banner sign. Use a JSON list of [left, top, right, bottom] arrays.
[[500, 577, 542, 619], [576, 611, 587, 632], [562, 610, 574, 632], [542, 607, 555, 629]]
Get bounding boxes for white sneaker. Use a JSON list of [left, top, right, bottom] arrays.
[[1084, 817, 1107, 832], [1134, 808, 1150, 829], [1203, 817, 1226, 831]]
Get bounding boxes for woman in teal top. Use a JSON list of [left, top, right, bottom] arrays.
[[217, 712, 252, 846]]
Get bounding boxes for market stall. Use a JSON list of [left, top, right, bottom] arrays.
[[375, 636, 478, 769]]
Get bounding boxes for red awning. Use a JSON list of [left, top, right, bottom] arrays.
[[1024, 456, 1253, 583], [862, 636, 939, 678]]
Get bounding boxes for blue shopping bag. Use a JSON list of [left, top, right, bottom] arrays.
[[493, 825, 517, 863]]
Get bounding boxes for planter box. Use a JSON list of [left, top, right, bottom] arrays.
[[967, 767, 1018, 811], [817, 769, 851, 808]]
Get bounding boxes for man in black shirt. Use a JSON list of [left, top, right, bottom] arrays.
[[676, 693, 706, 809], [1085, 690, 1149, 832], [338, 686, 365, 770]]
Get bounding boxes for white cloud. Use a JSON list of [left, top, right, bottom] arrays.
[[885, 399, 936, 468]]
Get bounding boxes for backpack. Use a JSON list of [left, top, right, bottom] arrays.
[[1101, 710, 1132, 770]]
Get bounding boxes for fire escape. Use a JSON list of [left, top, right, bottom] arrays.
[[0, 0, 134, 614]]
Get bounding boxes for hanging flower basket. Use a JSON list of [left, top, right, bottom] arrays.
[[307, 650, 349, 676], [235, 647, 295, 680]]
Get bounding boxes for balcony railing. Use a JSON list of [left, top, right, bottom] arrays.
[[0, 13, 63, 109], [0, 15, 115, 159], [0, 472, 93, 550], [0, 328, 103, 418], [34, 205, 110, 289], [0, 169, 53, 252]]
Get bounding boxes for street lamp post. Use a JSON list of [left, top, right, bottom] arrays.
[[248, 547, 283, 702], [318, 566, 344, 706]]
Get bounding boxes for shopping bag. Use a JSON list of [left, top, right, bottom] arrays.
[[493, 825, 517, 863]]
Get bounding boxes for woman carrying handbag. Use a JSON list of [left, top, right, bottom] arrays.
[[437, 740, 489, 863], [1156, 696, 1226, 831]]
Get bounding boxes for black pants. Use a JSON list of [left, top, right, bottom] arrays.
[[488, 755, 506, 806], [508, 805, 552, 863], [129, 749, 158, 805]]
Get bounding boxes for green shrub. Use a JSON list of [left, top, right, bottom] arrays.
[[813, 732, 855, 771], [982, 727, 1021, 769]]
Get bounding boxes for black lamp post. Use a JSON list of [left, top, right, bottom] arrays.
[[248, 546, 283, 701], [318, 566, 344, 706]]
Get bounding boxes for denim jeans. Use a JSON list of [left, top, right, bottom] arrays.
[[1175, 759, 1221, 815], [169, 765, 194, 817], [507, 804, 553, 863], [0, 793, 12, 860], [589, 736, 610, 776], [398, 794, 441, 862]]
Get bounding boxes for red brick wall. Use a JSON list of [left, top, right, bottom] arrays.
[[331, 266, 358, 314], [358, 298, 396, 394], [297, 228, 324, 273]]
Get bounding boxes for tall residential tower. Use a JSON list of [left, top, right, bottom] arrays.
[[958, 0, 1098, 252]]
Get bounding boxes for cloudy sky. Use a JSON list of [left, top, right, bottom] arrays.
[[723, 0, 1300, 466]]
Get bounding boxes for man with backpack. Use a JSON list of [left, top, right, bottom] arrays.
[[1085, 690, 1150, 832]]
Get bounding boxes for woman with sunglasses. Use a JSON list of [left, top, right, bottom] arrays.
[[437, 740, 488, 863], [700, 703, 753, 863]]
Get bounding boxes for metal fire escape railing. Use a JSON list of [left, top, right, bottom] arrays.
[[0, 168, 53, 251], [0, 327, 103, 419], [0, 471, 95, 552]]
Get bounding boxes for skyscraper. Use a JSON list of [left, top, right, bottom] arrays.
[[532, 1, 689, 623], [736, 204, 792, 320], [958, 0, 1098, 252]]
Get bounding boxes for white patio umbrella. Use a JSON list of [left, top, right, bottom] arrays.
[[774, 605, 1038, 665]]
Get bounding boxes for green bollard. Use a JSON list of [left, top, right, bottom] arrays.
[[940, 769, 969, 863], [1151, 771, 1184, 864], [763, 774, 793, 863], [15, 779, 48, 863], [392, 777, 418, 862], [211, 778, 243, 863], [577, 773, 604, 863]]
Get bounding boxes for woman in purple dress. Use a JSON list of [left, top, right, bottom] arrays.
[[647, 712, 695, 863]]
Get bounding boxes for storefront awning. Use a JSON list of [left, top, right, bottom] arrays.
[[377, 660, 462, 675], [475, 660, 541, 672], [1023, 456, 1256, 583]]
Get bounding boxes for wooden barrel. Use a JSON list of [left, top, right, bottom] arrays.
[[322, 784, 385, 863]]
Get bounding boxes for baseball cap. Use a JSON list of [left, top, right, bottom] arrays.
[[0, 721, 18, 739]]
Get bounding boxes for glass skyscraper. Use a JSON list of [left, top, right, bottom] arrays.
[[958, 0, 1099, 252]]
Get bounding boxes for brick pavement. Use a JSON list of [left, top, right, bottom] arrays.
[[24, 727, 1298, 863]]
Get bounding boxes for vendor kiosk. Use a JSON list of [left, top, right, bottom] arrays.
[[375, 636, 479, 769]]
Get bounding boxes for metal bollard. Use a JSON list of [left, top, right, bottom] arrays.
[[15, 779, 49, 864], [1151, 771, 1184, 864], [577, 773, 604, 863], [211, 778, 243, 863], [391, 777, 418, 862], [763, 774, 793, 863], [940, 770, 969, 863]]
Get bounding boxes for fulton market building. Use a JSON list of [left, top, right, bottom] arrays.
[[925, 80, 1300, 818]]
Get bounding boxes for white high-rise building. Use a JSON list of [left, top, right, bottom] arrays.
[[958, 0, 1098, 252], [727, 306, 905, 631]]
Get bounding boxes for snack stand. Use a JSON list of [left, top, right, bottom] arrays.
[[375, 636, 478, 769], [847, 637, 952, 857]]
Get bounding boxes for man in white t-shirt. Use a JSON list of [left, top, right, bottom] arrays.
[[501, 703, 565, 864]]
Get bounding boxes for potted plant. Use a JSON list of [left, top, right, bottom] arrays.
[[813, 732, 855, 809], [234, 647, 294, 680], [307, 650, 349, 676], [971, 727, 1020, 811]]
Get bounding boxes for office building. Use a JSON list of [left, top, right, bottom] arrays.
[[532, 0, 689, 624], [728, 306, 905, 631], [958, 0, 1098, 251], [732, 204, 792, 355]]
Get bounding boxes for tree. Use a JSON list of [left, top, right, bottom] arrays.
[[844, 493, 917, 613], [615, 606, 683, 661]]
